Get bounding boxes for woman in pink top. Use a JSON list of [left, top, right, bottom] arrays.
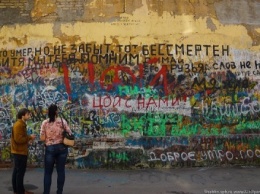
[[40, 104, 72, 194]]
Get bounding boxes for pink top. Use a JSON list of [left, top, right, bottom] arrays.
[[40, 117, 72, 146]]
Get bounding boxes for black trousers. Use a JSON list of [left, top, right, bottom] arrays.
[[12, 154, 27, 194]]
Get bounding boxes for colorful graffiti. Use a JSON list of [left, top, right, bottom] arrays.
[[0, 43, 260, 168]]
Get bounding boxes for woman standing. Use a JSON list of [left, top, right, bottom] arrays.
[[40, 104, 72, 194]]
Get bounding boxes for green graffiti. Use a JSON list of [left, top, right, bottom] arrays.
[[118, 85, 159, 98], [210, 127, 219, 136], [220, 127, 229, 136], [248, 136, 260, 149], [121, 114, 149, 135], [171, 123, 199, 136], [109, 151, 129, 162], [145, 123, 166, 136], [171, 124, 231, 137], [235, 120, 260, 133], [121, 114, 135, 135], [121, 111, 260, 137], [121, 113, 181, 136]]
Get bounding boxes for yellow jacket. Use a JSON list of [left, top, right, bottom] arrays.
[[11, 119, 33, 155]]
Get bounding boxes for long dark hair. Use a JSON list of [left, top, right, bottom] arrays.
[[48, 104, 58, 122]]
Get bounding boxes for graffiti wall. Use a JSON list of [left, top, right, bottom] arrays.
[[0, 0, 260, 169]]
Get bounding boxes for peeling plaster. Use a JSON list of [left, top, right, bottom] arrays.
[[206, 17, 217, 32]]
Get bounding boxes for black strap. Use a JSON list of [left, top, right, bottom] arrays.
[[61, 118, 66, 133]]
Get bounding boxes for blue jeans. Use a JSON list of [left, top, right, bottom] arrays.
[[44, 143, 68, 194], [12, 154, 27, 194]]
